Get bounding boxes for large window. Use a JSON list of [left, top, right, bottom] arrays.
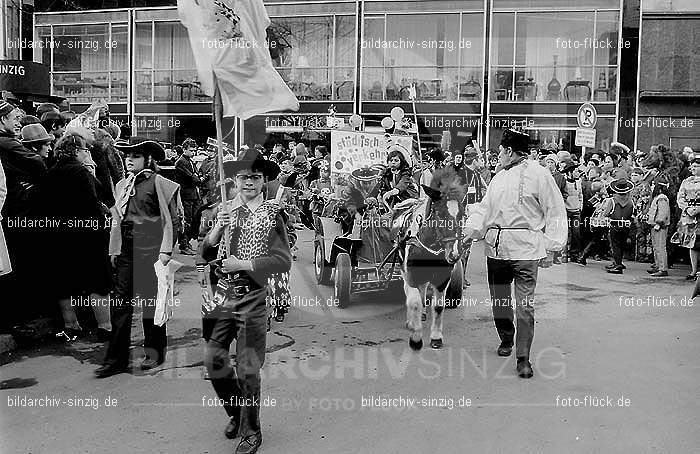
[[269, 15, 356, 101], [134, 21, 205, 102], [38, 23, 128, 103], [490, 9, 619, 102], [362, 12, 485, 101]]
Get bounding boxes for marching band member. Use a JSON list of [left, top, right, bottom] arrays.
[[462, 129, 567, 379]]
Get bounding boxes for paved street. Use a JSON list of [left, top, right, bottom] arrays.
[[1, 229, 699, 453]]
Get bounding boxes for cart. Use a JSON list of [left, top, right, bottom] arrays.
[[312, 184, 404, 308]]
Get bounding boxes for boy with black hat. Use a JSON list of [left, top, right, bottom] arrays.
[[462, 129, 567, 378], [201, 148, 291, 454], [605, 178, 635, 274], [95, 138, 182, 378]]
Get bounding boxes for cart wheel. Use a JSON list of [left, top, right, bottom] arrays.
[[314, 242, 331, 285], [445, 259, 463, 308], [334, 253, 352, 308]]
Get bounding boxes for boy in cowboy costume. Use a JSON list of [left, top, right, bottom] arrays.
[[201, 149, 291, 454], [605, 178, 635, 274], [95, 138, 181, 378]]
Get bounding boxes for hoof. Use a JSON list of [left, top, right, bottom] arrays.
[[409, 338, 423, 351], [430, 338, 443, 349]]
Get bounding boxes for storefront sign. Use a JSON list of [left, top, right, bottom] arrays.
[[575, 127, 596, 148], [0, 60, 50, 96], [577, 103, 597, 129], [330, 130, 413, 173]]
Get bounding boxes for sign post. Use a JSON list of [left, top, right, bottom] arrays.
[[575, 103, 598, 155]]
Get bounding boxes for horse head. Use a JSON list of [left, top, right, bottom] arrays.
[[419, 167, 470, 262]]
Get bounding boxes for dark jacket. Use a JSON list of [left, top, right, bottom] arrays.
[[34, 157, 112, 297], [175, 154, 200, 201], [90, 143, 116, 208], [0, 131, 47, 218], [552, 170, 568, 200], [370, 167, 418, 207]]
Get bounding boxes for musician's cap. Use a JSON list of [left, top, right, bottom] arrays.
[[224, 148, 280, 180], [0, 100, 15, 117]]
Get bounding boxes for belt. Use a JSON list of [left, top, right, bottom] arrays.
[[486, 225, 532, 257], [214, 270, 263, 299]]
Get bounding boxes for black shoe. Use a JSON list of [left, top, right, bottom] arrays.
[[94, 328, 112, 342], [179, 247, 196, 256], [606, 266, 623, 274], [236, 433, 262, 454], [575, 257, 587, 267], [685, 273, 697, 281], [650, 270, 668, 277], [224, 417, 240, 439], [140, 356, 165, 370], [646, 266, 659, 274], [497, 342, 513, 357], [516, 358, 533, 379], [604, 263, 616, 270], [94, 363, 128, 378], [552, 257, 562, 265]]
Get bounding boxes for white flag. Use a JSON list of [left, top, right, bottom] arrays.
[[178, 0, 299, 119]]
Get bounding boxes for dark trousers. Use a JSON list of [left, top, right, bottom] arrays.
[[486, 258, 539, 359], [103, 240, 166, 367], [580, 227, 608, 260], [609, 227, 630, 266], [566, 210, 581, 258], [205, 294, 267, 438], [178, 198, 199, 247]]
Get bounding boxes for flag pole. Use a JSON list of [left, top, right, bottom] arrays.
[[410, 83, 423, 169], [213, 74, 230, 258]]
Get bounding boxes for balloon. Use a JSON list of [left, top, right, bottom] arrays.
[[381, 117, 394, 130], [349, 114, 362, 128], [390, 107, 405, 122]]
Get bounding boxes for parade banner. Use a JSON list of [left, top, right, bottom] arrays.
[[330, 130, 413, 174]]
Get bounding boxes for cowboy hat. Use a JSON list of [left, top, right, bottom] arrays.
[[115, 136, 166, 161], [20, 124, 54, 144], [223, 148, 280, 180], [609, 178, 634, 194]]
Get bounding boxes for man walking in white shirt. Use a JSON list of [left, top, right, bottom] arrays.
[[463, 129, 568, 378]]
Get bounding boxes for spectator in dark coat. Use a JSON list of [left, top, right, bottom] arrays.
[[34, 132, 112, 341], [174, 138, 201, 254], [0, 101, 48, 328]]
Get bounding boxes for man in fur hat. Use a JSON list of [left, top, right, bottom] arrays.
[[462, 129, 567, 378]]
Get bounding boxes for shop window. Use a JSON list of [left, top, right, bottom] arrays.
[[48, 23, 129, 103], [490, 10, 619, 102], [269, 15, 354, 101], [362, 12, 484, 102], [487, 115, 615, 153]]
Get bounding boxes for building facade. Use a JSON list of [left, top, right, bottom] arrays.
[[30, 0, 697, 153]]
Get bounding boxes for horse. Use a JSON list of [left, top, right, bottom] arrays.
[[394, 168, 471, 350]]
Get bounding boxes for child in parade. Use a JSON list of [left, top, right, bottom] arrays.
[[95, 138, 181, 378], [646, 179, 671, 277], [201, 149, 291, 454], [605, 179, 635, 274]]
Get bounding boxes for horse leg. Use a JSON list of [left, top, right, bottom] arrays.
[[404, 280, 425, 351], [430, 285, 445, 349]]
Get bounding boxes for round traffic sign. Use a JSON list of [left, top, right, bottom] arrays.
[[577, 103, 597, 129]]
